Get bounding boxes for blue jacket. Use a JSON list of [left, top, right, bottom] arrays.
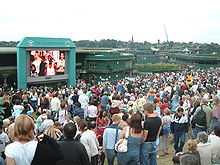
[[103, 124, 121, 150]]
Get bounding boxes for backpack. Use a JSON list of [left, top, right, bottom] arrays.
[[191, 105, 206, 128]]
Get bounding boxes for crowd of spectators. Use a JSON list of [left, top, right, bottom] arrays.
[[0, 68, 220, 165]]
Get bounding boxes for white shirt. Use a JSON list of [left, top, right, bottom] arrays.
[[58, 109, 67, 125], [50, 97, 61, 112], [197, 142, 212, 165], [191, 84, 198, 93], [78, 94, 89, 110], [209, 134, 220, 164], [0, 132, 9, 153], [162, 115, 171, 125], [80, 130, 99, 160], [5, 140, 38, 165], [85, 105, 97, 118], [12, 105, 24, 118]]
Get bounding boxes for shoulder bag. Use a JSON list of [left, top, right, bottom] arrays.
[[115, 126, 129, 153]]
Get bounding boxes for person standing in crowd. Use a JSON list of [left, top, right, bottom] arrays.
[[85, 100, 98, 122], [117, 113, 146, 165], [30, 91, 38, 111], [2, 93, 11, 119], [133, 94, 146, 112], [192, 98, 212, 139], [35, 109, 48, 133], [96, 111, 110, 143], [80, 121, 99, 165], [72, 102, 84, 119], [160, 110, 171, 156], [179, 139, 201, 165], [211, 96, 220, 130], [68, 90, 79, 108], [146, 88, 156, 103], [171, 94, 180, 113], [12, 100, 24, 119], [5, 115, 38, 165], [0, 123, 9, 161], [50, 92, 61, 119], [57, 122, 90, 165], [55, 101, 68, 125], [171, 107, 189, 153], [119, 113, 129, 128], [0, 92, 5, 124], [142, 103, 162, 165], [103, 114, 121, 165], [116, 81, 125, 94], [209, 122, 220, 164], [21, 101, 34, 116], [78, 88, 89, 112], [100, 92, 110, 112], [110, 95, 122, 116], [39, 93, 50, 110], [197, 132, 211, 165], [44, 124, 62, 141]]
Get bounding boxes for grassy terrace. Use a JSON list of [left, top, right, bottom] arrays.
[[135, 63, 180, 73], [170, 53, 220, 62]]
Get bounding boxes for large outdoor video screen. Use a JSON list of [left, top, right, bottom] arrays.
[[29, 50, 66, 77]]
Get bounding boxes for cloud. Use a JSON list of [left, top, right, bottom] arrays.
[[0, 0, 219, 43]]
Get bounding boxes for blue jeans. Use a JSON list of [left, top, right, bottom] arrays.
[[192, 126, 207, 139], [117, 136, 142, 165], [174, 132, 186, 153], [105, 149, 117, 165], [0, 157, 5, 165], [141, 141, 157, 165]]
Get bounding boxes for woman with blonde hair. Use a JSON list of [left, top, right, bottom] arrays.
[[44, 124, 62, 140], [5, 115, 37, 165], [180, 139, 201, 165]]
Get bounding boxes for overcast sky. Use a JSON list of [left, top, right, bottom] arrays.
[[0, 0, 220, 43]]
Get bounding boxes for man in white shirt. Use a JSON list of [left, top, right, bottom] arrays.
[[85, 101, 97, 121], [80, 121, 99, 165], [78, 89, 89, 111], [50, 92, 61, 119]]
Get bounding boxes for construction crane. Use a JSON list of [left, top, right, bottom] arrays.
[[163, 24, 169, 44]]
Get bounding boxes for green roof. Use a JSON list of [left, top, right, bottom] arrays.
[[0, 47, 16, 54], [17, 37, 75, 48]]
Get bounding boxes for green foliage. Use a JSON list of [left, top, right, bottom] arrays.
[[135, 63, 180, 72], [0, 41, 18, 47], [0, 40, 220, 55]]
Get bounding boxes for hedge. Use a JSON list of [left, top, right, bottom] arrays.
[[135, 63, 180, 72]]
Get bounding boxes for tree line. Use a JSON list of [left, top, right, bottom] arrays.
[[0, 40, 220, 53]]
